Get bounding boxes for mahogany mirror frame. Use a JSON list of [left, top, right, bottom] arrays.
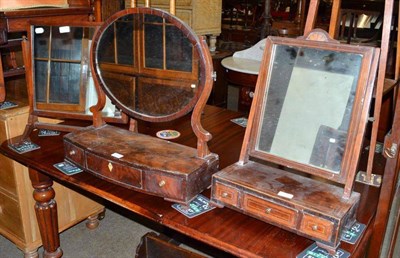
[[239, 30, 379, 197], [22, 19, 128, 135], [90, 7, 209, 123]]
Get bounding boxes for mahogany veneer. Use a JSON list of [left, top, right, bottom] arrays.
[[212, 161, 360, 250], [64, 124, 218, 204]]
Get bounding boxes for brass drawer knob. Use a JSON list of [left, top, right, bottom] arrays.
[[69, 150, 76, 155], [312, 225, 318, 231], [158, 180, 166, 187], [265, 208, 272, 214], [221, 192, 229, 198]]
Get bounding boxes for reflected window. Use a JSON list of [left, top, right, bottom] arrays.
[[97, 14, 193, 72], [95, 11, 200, 120]]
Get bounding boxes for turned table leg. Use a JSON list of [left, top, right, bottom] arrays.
[[29, 168, 63, 258]]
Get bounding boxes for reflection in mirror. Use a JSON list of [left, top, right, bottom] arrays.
[[95, 12, 199, 119], [32, 25, 118, 117], [256, 45, 363, 173]]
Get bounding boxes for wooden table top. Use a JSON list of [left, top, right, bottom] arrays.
[[0, 105, 384, 258]]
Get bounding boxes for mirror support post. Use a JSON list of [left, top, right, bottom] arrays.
[[192, 37, 213, 158]]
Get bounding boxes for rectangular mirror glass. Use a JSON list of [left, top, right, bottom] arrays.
[[256, 45, 362, 174]]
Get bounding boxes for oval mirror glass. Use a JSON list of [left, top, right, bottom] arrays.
[[91, 8, 205, 122]]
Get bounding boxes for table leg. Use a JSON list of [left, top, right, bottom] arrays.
[[29, 168, 63, 258]]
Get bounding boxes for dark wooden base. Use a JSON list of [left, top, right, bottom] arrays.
[[64, 124, 219, 205], [211, 161, 360, 253]]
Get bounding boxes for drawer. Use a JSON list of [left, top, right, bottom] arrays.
[[145, 173, 183, 200], [300, 213, 334, 242], [86, 152, 142, 189], [213, 182, 239, 207], [64, 142, 85, 167], [0, 191, 23, 240], [243, 194, 298, 229]]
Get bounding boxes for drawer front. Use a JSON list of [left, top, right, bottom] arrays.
[[64, 142, 85, 167], [86, 153, 142, 189], [0, 191, 23, 240], [213, 182, 239, 207], [145, 173, 183, 200], [300, 213, 334, 242], [243, 194, 298, 229]]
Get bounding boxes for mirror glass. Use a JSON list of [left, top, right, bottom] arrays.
[[32, 25, 118, 118], [256, 45, 363, 174], [94, 10, 200, 120]]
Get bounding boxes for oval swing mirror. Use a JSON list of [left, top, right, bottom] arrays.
[[91, 7, 207, 122]]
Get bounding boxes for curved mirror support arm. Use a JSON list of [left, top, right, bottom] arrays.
[[89, 48, 106, 128], [191, 37, 213, 157]]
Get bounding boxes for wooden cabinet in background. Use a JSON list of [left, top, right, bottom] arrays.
[[0, 104, 105, 258], [133, 0, 222, 36]]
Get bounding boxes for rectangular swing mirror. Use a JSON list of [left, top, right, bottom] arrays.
[[26, 20, 127, 124], [247, 36, 377, 184], [211, 30, 380, 253]]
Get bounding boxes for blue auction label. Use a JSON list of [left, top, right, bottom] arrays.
[[9, 140, 40, 154], [340, 222, 366, 244], [172, 194, 215, 218], [296, 243, 350, 258]]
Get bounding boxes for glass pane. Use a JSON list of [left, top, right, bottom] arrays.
[[33, 26, 50, 58], [256, 45, 362, 173], [49, 62, 81, 103], [166, 25, 192, 72], [144, 17, 163, 69], [116, 15, 134, 65], [34, 60, 48, 102], [51, 26, 83, 60], [97, 24, 116, 63]]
